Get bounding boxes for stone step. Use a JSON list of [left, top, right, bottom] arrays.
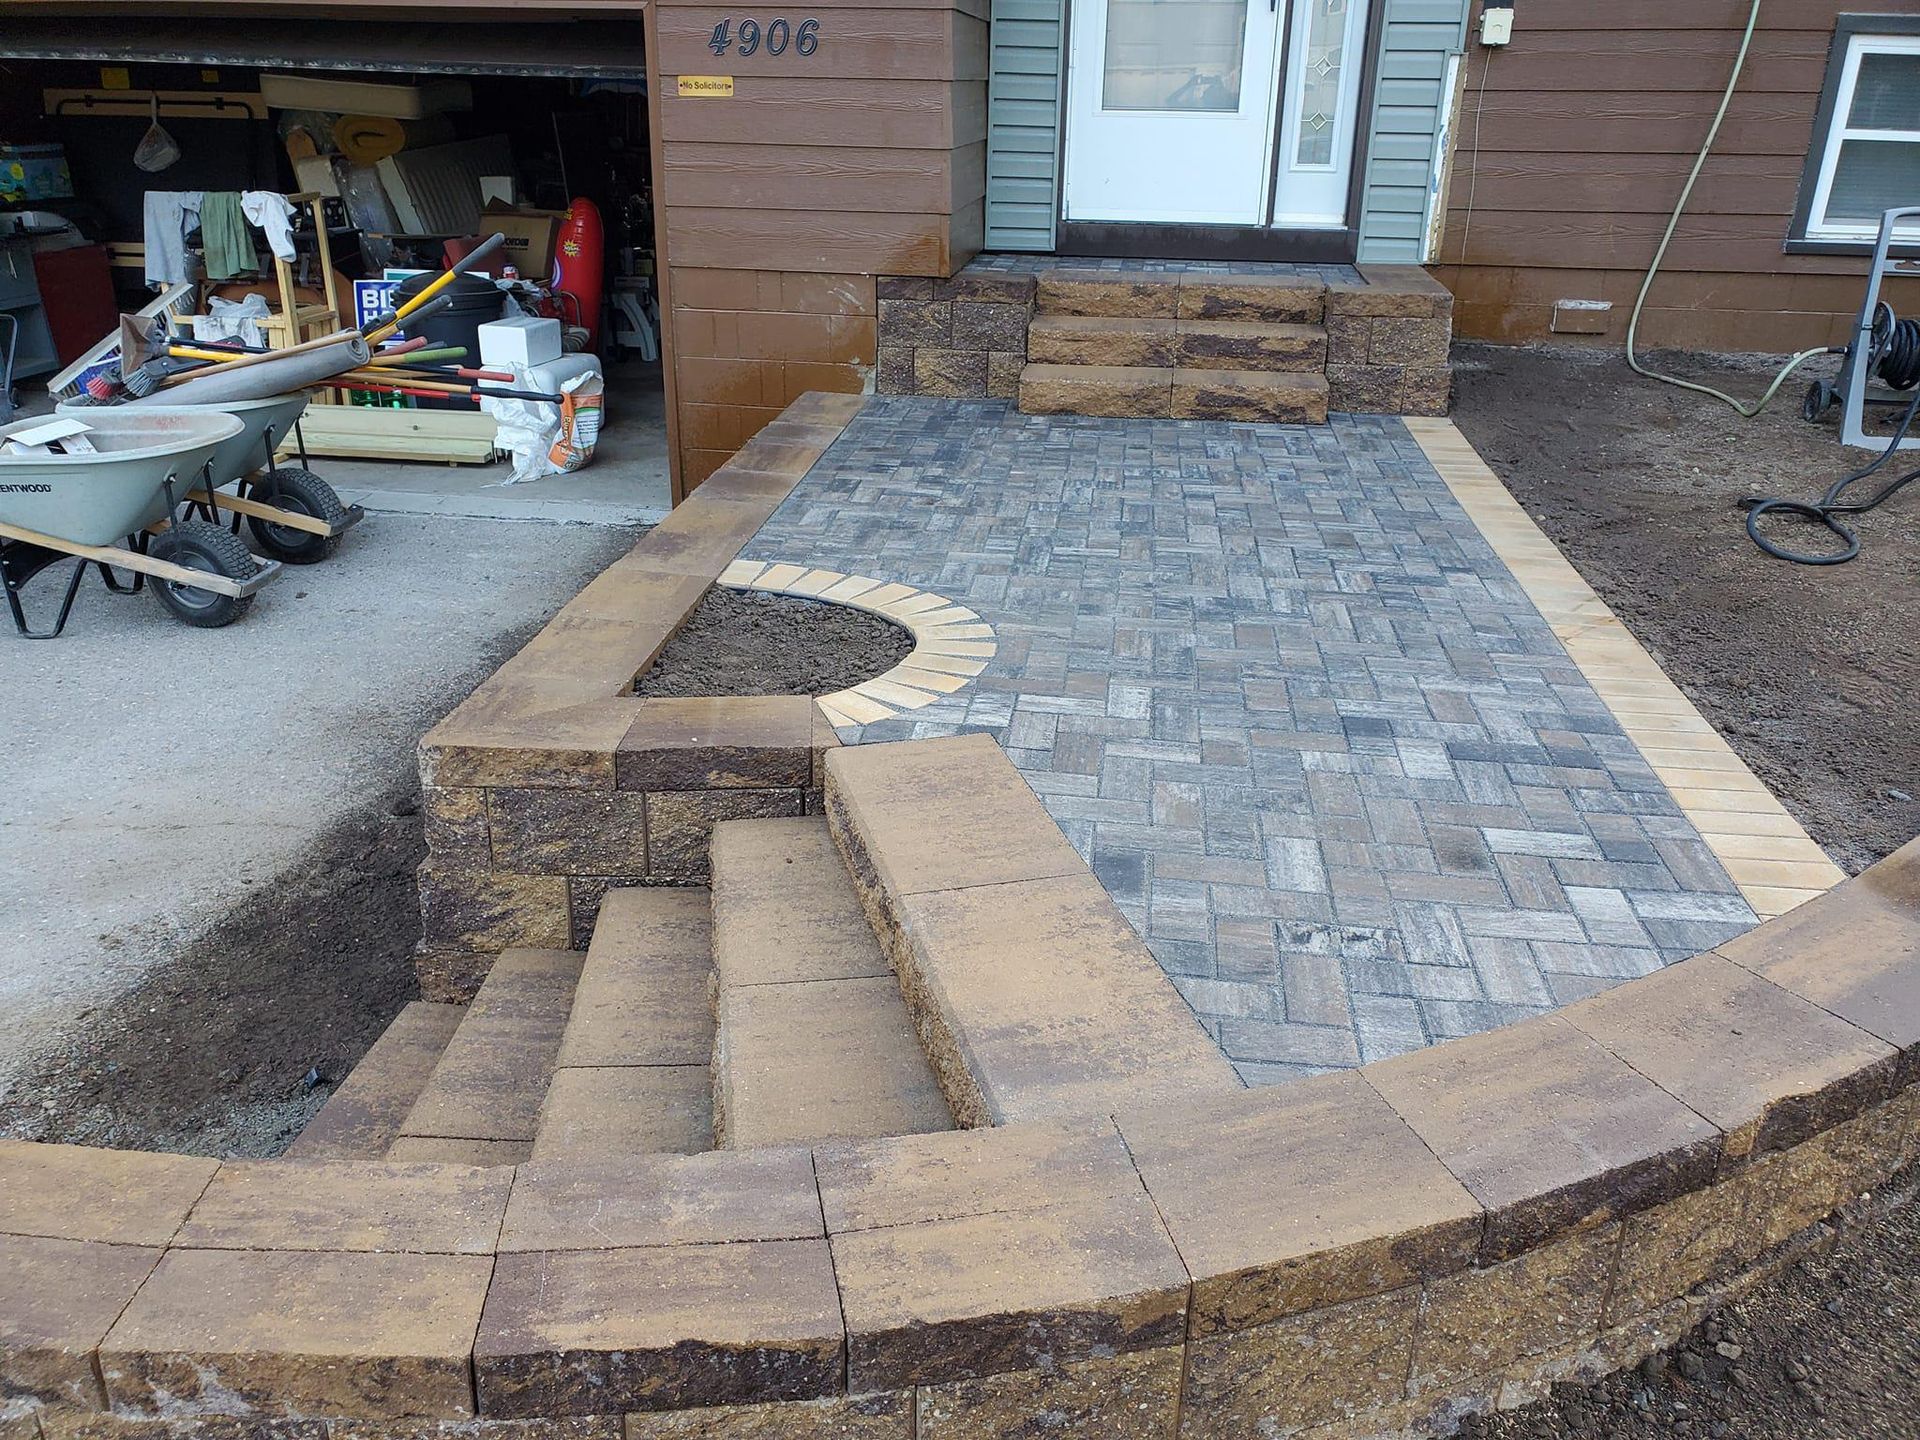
[[1027, 315, 1175, 368], [389, 946, 584, 1163], [1173, 320, 1327, 372], [1017, 363, 1172, 419], [709, 817, 950, 1148], [823, 732, 1242, 1127], [712, 977, 952, 1149], [287, 1002, 463, 1160], [1172, 368, 1328, 423], [532, 886, 716, 1160], [712, 818, 895, 988], [1033, 269, 1326, 324]]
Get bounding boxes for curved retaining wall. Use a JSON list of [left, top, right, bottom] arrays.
[[2, 393, 1917, 1440]]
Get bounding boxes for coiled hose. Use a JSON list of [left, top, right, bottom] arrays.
[[1744, 308, 1920, 565]]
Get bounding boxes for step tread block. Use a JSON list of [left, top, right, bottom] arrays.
[[825, 734, 1242, 1127], [1176, 274, 1328, 323], [393, 947, 585, 1147], [717, 977, 953, 1149], [288, 1002, 464, 1160], [1033, 271, 1181, 319], [556, 887, 714, 1070], [712, 818, 891, 988], [1172, 368, 1329, 423], [1026, 314, 1177, 368], [532, 1065, 714, 1159], [1017, 362, 1173, 419]]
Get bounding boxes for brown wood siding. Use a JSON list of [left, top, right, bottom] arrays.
[[1434, 0, 1920, 350], [655, 0, 986, 492]]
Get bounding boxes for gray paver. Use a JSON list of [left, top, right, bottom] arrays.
[[746, 399, 1759, 1077]]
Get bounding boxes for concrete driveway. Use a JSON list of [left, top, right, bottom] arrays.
[[0, 511, 635, 1097]]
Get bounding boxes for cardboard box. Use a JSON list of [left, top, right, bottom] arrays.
[[483, 201, 565, 278], [479, 316, 563, 368]]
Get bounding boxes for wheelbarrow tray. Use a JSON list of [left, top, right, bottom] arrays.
[[64, 393, 359, 543], [0, 408, 244, 547]]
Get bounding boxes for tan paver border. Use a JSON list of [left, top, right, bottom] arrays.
[[1405, 417, 1847, 920], [717, 560, 997, 729]]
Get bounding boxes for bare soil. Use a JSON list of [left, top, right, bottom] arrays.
[[1449, 343, 1920, 875], [1480, 1166, 1920, 1440], [634, 585, 913, 698], [0, 786, 424, 1157]]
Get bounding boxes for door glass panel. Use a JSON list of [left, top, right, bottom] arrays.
[[1293, 0, 1348, 166], [1102, 0, 1248, 113]]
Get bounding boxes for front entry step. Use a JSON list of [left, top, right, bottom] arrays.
[[1018, 363, 1328, 423], [1027, 314, 1327, 372], [709, 817, 952, 1148], [388, 946, 584, 1165]]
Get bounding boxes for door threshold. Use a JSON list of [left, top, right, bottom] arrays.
[[1055, 222, 1357, 265]]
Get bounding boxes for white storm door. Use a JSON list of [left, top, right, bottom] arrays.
[[1063, 0, 1285, 225]]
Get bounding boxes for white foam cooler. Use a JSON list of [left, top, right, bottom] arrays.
[[478, 315, 564, 369]]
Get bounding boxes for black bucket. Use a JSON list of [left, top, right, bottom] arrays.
[[392, 271, 507, 360]]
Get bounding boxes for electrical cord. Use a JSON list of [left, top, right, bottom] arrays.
[[1624, 0, 1832, 416]]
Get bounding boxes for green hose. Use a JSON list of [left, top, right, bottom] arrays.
[[1624, 0, 1831, 416]]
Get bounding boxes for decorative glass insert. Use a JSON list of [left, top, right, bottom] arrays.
[[1102, 0, 1248, 113], [1294, 0, 1347, 166]]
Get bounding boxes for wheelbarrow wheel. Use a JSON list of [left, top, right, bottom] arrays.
[[149, 522, 259, 629], [247, 467, 348, 565]]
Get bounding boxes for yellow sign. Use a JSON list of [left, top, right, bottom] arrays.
[[676, 75, 735, 98], [100, 67, 131, 90]]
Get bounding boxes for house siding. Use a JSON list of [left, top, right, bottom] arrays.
[[985, 0, 1065, 250], [1430, 0, 1920, 349], [1356, 0, 1470, 263]]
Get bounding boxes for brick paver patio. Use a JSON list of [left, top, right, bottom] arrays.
[[745, 399, 1758, 1083]]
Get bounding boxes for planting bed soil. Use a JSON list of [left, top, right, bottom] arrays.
[[1450, 343, 1920, 875], [634, 584, 914, 698], [1481, 1164, 1919, 1440]]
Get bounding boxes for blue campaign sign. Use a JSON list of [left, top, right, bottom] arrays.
[[353, 279, 398, 331]]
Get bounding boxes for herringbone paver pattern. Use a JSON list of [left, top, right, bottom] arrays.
[[746, 399, 1758, 1084]]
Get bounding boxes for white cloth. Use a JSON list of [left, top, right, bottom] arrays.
[[240, 191, 297, 261], [142, 189, 202, 287]]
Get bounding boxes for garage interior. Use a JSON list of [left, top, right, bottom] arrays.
[[0, 16, 669, 517]]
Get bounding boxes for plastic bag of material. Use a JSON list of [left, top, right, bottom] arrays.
[[480, 362, 603, 484], [191, 293, 271, 350], [134, 98, 182, 173]]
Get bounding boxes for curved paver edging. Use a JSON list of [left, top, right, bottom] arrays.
[[717, 559, 997, 730], [2, 391, 1917, 1440]]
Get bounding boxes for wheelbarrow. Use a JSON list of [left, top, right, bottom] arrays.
[[0, 408, 282, 638], [66, 391, 363, 565]]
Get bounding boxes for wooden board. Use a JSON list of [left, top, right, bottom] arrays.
[[280, 407, 500, 464]]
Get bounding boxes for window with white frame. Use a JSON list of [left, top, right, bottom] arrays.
[[1800, 27, 1920, 245]]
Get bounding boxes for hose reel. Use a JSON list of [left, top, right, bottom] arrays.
[[1746, 206, 1920, 564]]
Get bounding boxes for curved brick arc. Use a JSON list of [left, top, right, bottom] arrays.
[[715, 559, 997, 730], [4, 392, 1918, 1440]]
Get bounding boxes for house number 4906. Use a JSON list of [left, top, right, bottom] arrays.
[[709, 17, 821, 56]]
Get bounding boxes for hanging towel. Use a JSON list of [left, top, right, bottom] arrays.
[[240, 191, 298, 261], [199, 191, 256, 280], [142, 189, 203, 288]]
